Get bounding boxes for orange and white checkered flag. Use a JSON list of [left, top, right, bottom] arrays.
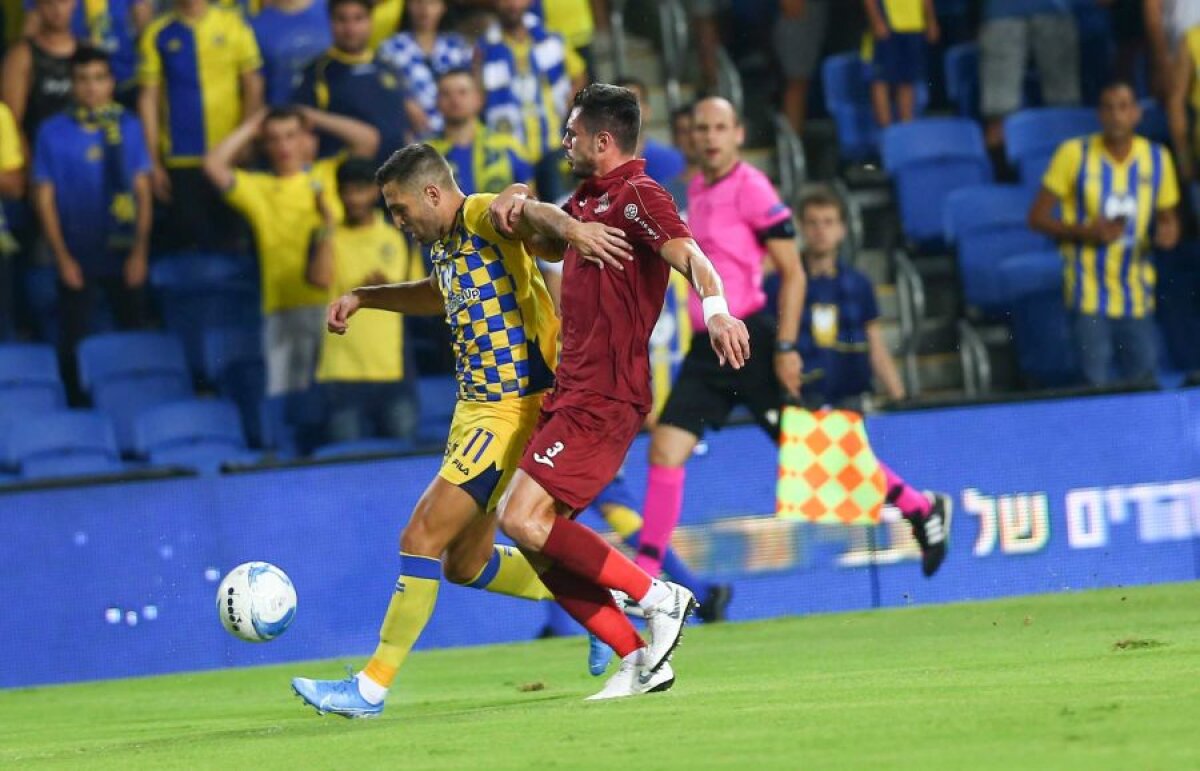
[[776, 407, 886, 525]]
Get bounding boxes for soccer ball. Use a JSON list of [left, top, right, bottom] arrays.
[[216, 562, 297, 643]]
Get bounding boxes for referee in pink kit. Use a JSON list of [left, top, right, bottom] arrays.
[[636, 97, 951, 580]]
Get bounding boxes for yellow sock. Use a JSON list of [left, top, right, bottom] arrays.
[[459, 544, 554, 601], [601, 503, 644, 540], [362, 553, 441, 688]]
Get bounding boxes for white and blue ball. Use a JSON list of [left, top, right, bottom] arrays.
[[216, 562, 297, 642]]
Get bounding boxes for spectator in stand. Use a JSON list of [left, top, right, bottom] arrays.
[[294, 0, 419, 162], [203, 105, 378, 411], [34, 47, 152, 401], [0, 102, 25, 340], [314, 158, 421, 443], [377, 0, 472, 136], [665, 103, 698, 209], [427, 69, 532, 194], [535, 0, 596, 80], [1167, 22, 1200, 196], [252, 0, 332, 107], [22, 0, 149, 108], [3, 0, 77, 149], [1029, 81, 1180, 387], [862, 0, 939, 127], [616, 77, 686, 187], [791, 187, 906, 409], [138, 0, 263, 253], [980, 0, 1080, 156], [369, 0, 403, 50], [477, 0, 585, 202], [775, 0, 829, 136], [1144, 0, 1200, 101]]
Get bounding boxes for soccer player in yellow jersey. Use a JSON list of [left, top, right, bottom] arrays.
[[1030, 81, 1181, 387], [291, 143, 635, 716]]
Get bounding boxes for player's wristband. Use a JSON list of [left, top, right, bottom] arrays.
[[702, 296, 730, 324], [775, 340, 797, 354]]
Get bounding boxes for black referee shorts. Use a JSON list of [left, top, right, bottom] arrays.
[[658, 313, 784, 442]]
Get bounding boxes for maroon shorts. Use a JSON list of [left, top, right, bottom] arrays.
[[518, 387, 646, 511]]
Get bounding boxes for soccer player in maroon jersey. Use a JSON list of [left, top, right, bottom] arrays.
[[489, 83, 751, 699]]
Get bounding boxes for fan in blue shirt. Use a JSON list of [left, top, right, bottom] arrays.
[[252, 0, 331, 107]]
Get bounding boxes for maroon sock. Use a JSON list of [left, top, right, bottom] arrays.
[[539, 566, 644, 658], [541, 516, 653, 601]]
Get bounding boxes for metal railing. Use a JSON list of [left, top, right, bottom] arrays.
[[715, 45, 744, 114], [609, 0, 629, 80], [830, 178, 864, 266], [957, 319, 992, 397], [656, 0, 689, 113], [771, 112, 807, 206], [892, 248, 926, 397]]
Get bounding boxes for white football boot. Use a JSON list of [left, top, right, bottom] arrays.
[[586, 649, 675, 700], [642, 581, 697, 673]]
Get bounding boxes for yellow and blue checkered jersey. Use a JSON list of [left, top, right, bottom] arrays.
[[878, 0, 927, 33], [1043, 133, 1180, 318], [138, 6, 262, 166], [429, 128, 534, 196], [430, 194, 559, 402], [648, 271, 692, 418]]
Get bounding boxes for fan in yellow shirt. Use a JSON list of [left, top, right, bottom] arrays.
[[315, 158, 422, 442]]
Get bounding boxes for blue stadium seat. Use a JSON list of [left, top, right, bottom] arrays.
[[152, 260, 260, 378], [312, 438, 416, 460], [821, 53, 929, 163], [0, 342, 64, 409], [203, 325, 266, 447], [3, 410, 124, 480], [77, 332, 193, 453], [881, 118, 992, 250], [944, 185, 1053, 313], [1137, 99, 1169, 144], [133, 399, 259, 474], [944, 43, 979, 118], [416, 375, 457, 446], [997, 251, 1081, 388], [1004, 108, 1099, 188]]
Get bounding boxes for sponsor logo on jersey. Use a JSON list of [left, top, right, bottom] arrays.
[[595, 193, 611, 214], [624, 203, 638, 219]]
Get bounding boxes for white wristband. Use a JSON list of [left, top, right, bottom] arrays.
[[702, 295, 730, 324]]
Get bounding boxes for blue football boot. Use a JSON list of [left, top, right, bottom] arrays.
[[588, 634, 614, 676], [291, 672, 384, 719]]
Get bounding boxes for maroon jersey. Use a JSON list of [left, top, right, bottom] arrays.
[[556, 159, 692, 411]]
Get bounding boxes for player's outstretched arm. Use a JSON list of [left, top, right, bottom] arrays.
[[489, 184, 632, 269], [660, 237, 752, 369], [326, 275, 443, 334]]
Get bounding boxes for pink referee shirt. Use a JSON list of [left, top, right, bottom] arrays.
[[685, 161, 792, 329]]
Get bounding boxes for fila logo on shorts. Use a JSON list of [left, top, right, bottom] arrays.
[[533, 441, 565, 468]]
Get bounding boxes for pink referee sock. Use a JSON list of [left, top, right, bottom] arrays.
[[635, 464, 686, 575], [882, 462, 930, 518]]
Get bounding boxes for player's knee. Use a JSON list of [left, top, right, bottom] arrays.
[[648, 433, 692, 467], [399, 508, 441, 557]]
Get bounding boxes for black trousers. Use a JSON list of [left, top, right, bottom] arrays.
[[58, 276, 148, 404]]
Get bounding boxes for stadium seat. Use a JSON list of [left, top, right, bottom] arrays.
[[133, 399, 260, 474], [312, 438, 416, 460], [202, 324, 266, 443], [3, 410, 124, 480], [0, 343, 64, 413], [997, 251, 1081, 388], [1137, 99, 1169, 144], [1004, 108, 1099, 188], [944, 43, 979, 118], [821, 53, 929, 163], [151, 255, 260, 377], [881, 118, 992, 250], [416, 375, 457, 446], [944, 185, 1053, 313], [76, 332, 193, 453]]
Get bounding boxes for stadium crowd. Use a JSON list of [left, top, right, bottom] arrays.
[[0, 0, 1197, 472]]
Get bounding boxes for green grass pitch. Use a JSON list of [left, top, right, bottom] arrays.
[[4, 583, 1200, 770]]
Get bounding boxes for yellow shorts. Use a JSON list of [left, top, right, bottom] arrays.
[[438, 392, 545, 512]]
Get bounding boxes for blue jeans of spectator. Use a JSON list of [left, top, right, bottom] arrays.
[[1072, 312, 1157, 387], [323, 381, 418, 443]]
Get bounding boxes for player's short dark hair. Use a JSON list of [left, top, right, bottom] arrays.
[[798, 186, 846, 221], [337, 157, 378, 187], [263, 105, 307, 129], [328, 0, 373, 16], [1099, 79, 1138, 101], [375, 143, 455, 191], [572, 83, 640, 153], [69, 45, 111, 75]]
